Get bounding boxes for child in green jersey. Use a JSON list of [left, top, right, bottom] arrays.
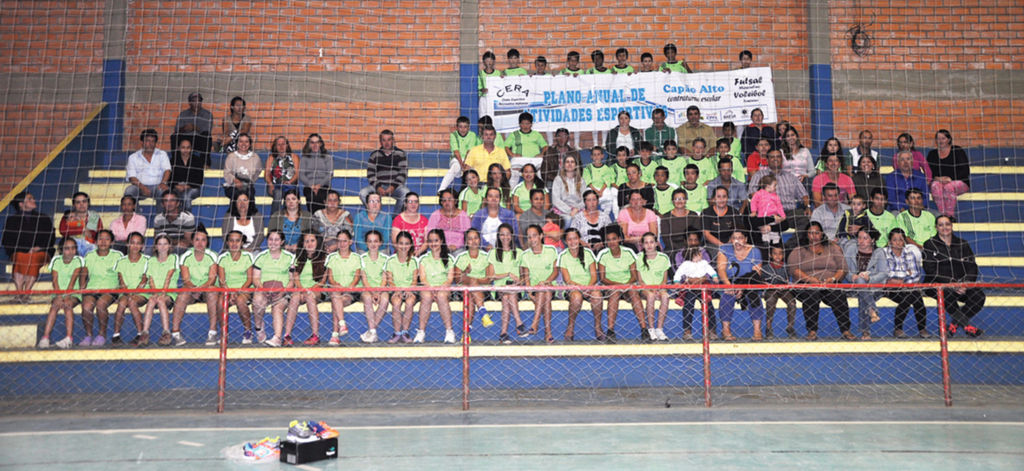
[[582, 146, 619, 218], [521, 225, 559, 343], [587, 50, 610, 146], [80, 230, 123, 347], [558, 228, 603, 341], [478, 51, 500, 116], [659, 43, 693, 74], [326, 229, 360, 345], [611, 47, 634, 74], [145, 235, 179, 346], [217, 230, 255, 344], [38, 238, 83, 349], [560, 51, 585, 148], [286, 232, 327, 346], [501, 48, 527, 77], [459, 169, 484, 217], [639, 52, 656, 73], [111, 232, 149, 346], [636, 142, 659, 185], [358, 230, 388, 343], [441, 116, 480, 192], [251, 230, 296, 346], [637, 233, 672, 341], [385, 231, 419, 343], [455, 228, 490, 327], [416, 229, 457, 344], [171, 227, 220, 347], [485, 224, 526, 344], [597, 226, 649, 341], [510, 163, 549, 215]]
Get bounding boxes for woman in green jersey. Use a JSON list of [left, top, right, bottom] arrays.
[[459, 169, 483, 217], [217, 230, 255, 344], [80, 230, 123, 346], [415, 229, 457, 344], [636, 232, 672, 341], [325, 230, 361, 345], [454, 228, 489, 327], [521, 224, 559, 343], [252, 230, 295, 347], [146, 235, 180, 347], [485, 224, 526, 344], [111, 231, 149, 346], [385, 231, 419, 344], [510, 164, 549, 215], [38, 238, 83, 349], [358, 230, 388, 343], [597, 226, 649, 342], [558, 228, 603, 342], [171, 227, 221, 347], [285, 232, 327, 346]]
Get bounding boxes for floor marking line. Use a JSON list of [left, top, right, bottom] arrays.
[[177, 440, 204, 447], [295, 465, 321, 471], [1, 421, 1022, 437], [133, 434, 157, 440]]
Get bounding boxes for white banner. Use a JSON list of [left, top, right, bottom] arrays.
[[483, 67, 777, 134]]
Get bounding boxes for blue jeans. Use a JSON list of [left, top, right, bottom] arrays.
[[678, 289, 717, 333], [719, 289, 765, 324]]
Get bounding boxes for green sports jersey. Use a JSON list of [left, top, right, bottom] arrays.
[[511, 182, 547, 212], [520, 245, 559, 285], [450, 131, 481, 162], [557, 248, 596, 285], [297, 261, 318, 288], [728, 139, 743, 164], [895, 210, 937, 246], [114, 254, 149, 289], [360, 252, 388, 287], [660, 157, 687, 185], [217, 251, 254, 289], [83, 250, 123, 291], [682, 184, 709, 213], [652, 184, 679, 215], [612, 64, 635, 74], [866, 210, 897, 247], [660, 61, 688, 73], [455, 250, 489, 279], [635, 252, 671, 285], [612, 162, 632, 186], [146, 254, 180, 300], [418, 253, 452, 287], [686, 156, 719, 187], [560, 67, 584, 75], [384, 255, 418, 287], [459, 187, 484, 218], [506, 130, 547, 158], [587, 67, 612, 75], [325, 251, 362, 287], [583, 163, 616, 189], [180, 248, 218, 286], [253, 250, 296, 285], [598, 247, 637, 284], [48, 255, 83, 291], [478, 68, 501, 95], [486, 247, 522, 279], [637, 159, 660, 185], [716, 152, 746, 183], [503, 67, 528, 77]]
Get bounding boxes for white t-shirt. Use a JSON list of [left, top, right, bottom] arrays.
[[125, 149, 171, 186], [234, 217, 257, 250], [616, 132, 634, 153], [673, 259, 718, 282], [481, 216, 503, 247]]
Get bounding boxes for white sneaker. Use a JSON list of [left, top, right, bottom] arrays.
[[444, 329, 456, 344], [655, 328, 668, 341], [255, 328, 267, 343], [264, 336, 282, 347], [413, 329, 426, 343], [173, 332, 186, 346], [360, 330, 378, 343], [55, 336, 73, 349], [37, 337, 50, 349], [338, 320, 349, 336], [648, 328, 657, 340], [205, 331, 218, 346]]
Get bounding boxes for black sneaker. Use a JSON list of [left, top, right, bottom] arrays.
[[606, 329, 617, 340], [516, 324, 529, 338], [640, 328, 652, 343], [499, 333, 512, 344], [964, 325, 984, 338], [110, 335, 123, 346]]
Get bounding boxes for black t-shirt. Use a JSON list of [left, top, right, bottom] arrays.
[[701, 205, 745, 244], [169, 151, 209, 189]]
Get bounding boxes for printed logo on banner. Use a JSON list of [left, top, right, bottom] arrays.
[[704, 112, 720, 123], [493, 83, 543, 112], [723, 110, 736, 119]]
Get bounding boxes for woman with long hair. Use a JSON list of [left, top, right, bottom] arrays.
[[385, 231, 419, 344], [415, 229, 458, 343], [558, 228, 603, 341], [284, 232, 328, 346], [636, 232, 672, 341], [216, 230, 255, 343], [299, 133, 334, 214], [597, 225, 650, 341], [265, 135, 300, 215], [251, 230, 296, 346], [485, 223, 526, 343], [358, 230, 389, 343], [325, 230, 361, 345], [520, 225, 559, 343]]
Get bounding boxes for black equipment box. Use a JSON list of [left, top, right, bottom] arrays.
[[280, 437, 338, 465]]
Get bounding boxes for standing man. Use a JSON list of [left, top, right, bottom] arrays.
[[171, 92, 214, 157], [675, 106, 718, 157], [749, 149, 812, 233], [359, 130, 411, 212], [124, 129, 171, 208]]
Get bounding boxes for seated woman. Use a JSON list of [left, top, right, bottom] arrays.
[[37, 238, 83, 349], [216, 230, 255, 343], [216, 96, 252, 153], [269, 189, 318, 253], [357, 230, 389, 343], [170, 228, 221, 346], [510, 164, 549, 215], [250, 230, 295, 346], [391, 192, 429, 256], [60, 191, 102, 256], [169, 137, 208, 212], [313, 190, 353, 253], [458, 169, 484, 218], [486, 224, 527, 343], [265, 136, 300, 216], [570, 190, 612, 252], [923, 216, 985, 338], [520, 225, 560, 343], [787, 222, 854, 341], [927, 129, 971, 220], [551, 155, 586, 218], [416, 229, 458, 343], [844, 227, 885, 340], [636, 232, 672, 341], [426, 189, 471, 253], [384, 231, 419, 344], [222, 133, 262, 202], [109, 196, 146, 254], [558, 228, 603, 341], [283, 232, 328, 346], [454, 229, 490, 328], [111, 231, 149, 346], [895, 133, 932, 182], [616, 163, 655, 211], [80, 230, 122, 346], [617, 190, 659, 252], [715, 230, 765, 341], [597, 226, 649, 341], [144, 234, 179, 347], [222, 193, 263, 253], [605, 110, 642, 156], [876, 228, 928, 339], [325, 229, 360, 344], [812, 153, 855, 206], [851, 154, 886, 203], [471, 187, 518, 250], [352, 193, 392, 254], [3, 192, 56, 302]]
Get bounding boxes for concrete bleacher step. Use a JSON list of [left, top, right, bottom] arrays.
[[0, 324, 37, 349]]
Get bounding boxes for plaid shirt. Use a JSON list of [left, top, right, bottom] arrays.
[[749, 169, 808, 211], [882, 245, 923, 284]]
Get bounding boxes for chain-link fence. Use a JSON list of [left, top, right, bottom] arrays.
[[2, 283, 1022, 414]]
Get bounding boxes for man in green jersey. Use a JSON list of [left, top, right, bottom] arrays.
[[866, 188, 896, 247], [896, 188, 937, 248]]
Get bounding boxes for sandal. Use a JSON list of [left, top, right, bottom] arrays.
[[751, 334, 763, 342], [861, 333, 872, 341], [868, 308, 880, 323], [722, 333, 738, 341], [805, 331, 818, 341], [841, 331, 857, 341], [545, 335, 555, 344]]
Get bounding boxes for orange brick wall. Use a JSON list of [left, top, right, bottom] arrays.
[[0, 104, 98, 195], [0, 1, 104, 73], [125, 1, 460, 73], [830, 0, 1024, 147]]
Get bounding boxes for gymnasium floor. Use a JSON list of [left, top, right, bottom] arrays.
[[1, 406, 1022, 470]]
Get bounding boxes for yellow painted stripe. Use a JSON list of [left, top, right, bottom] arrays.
[[954, 223, 1024, 231], [88, 168, 448, 179], [959, 193, 1024, 201], [0, 103, 107, 212], [2, 341, 1021, 363], [970, 167, 1024, 174], [66, 196, 439, 207]]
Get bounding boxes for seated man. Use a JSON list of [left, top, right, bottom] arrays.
[[152, 192, 197, 256], [359, 130, 411, 212], [885, 149, 929, 212], [170, 92, 214, 157], [124, 129, 171, 205], [675, 106, 717, 157], [464, 125, 511, 182]]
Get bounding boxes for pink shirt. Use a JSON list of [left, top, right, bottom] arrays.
[[750, 189, 785, 218], [109, 213, 147, 242], [425, 210, 471, 249], [392, 213, 429, 253], [812, 172, 856, 202], [617, 208, 659, 239]]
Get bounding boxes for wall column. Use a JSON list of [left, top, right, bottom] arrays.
[[808, 0, 834, 152]]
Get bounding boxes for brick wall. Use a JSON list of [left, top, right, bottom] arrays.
[[831, 0, 1024, 147], [0, 104, 97, 194]]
